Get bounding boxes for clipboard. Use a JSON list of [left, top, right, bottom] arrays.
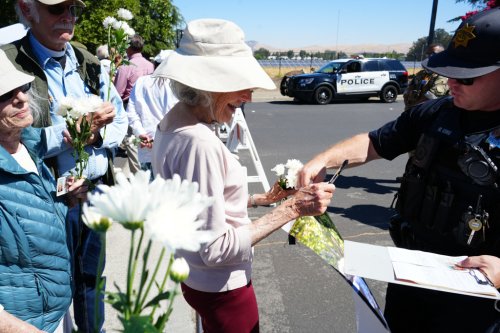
[[344, 240, 500, 300]]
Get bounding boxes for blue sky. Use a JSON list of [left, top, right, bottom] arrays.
[[172, 0, 476, 49]]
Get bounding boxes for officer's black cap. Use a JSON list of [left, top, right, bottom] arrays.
[[422, 7, 500, 79]]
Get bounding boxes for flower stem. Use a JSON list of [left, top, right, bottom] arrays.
[[157, 281, 179, 331], [151, 253, 174, 318], [125, 229, 135, 320], [133, 239, 154, 314], [93, 233, 106, 333]]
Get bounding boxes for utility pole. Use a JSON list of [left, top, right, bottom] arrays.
[[427, 0, 439, 46]]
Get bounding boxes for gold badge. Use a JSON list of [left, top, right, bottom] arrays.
[[453, 23, 476, 48]]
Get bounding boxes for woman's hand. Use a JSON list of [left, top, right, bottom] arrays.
[[65, 176, 89, 207], [457, 255, 500, 288], [290, 182, 335, 217], [265, 181, 296, 204]]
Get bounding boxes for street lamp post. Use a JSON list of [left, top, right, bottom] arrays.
[[428, 0, 439, 46]]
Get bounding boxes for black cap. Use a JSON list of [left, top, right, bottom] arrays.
[[422, 7, 500, 79]]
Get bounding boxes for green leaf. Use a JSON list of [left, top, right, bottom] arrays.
[[119, 314, 160, 333], [143, 291, 171, 309], [106, 291, 129, 313]]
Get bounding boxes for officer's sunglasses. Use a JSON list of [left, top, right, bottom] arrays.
[[37, 1, 84, 18], [454, 78, 475, 86], [0, 83, 31, 103]]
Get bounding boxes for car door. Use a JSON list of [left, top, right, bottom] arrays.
[[358, 60, 388, 92], [336, 61, 363, 94]]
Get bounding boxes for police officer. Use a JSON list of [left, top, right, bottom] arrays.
[[298, 7, 500, 333], [403, 44, 449, 111]]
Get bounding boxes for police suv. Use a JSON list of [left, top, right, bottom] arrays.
[[280, 58, 408, 105]]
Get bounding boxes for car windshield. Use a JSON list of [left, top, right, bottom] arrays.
[[316, 62, 345, 74]]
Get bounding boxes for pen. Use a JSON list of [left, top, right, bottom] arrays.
[[328, 159, 349, 184]]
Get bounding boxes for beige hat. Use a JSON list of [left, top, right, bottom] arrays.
[[153, 18, 275, 92], [0, 50, 34, 96], [37, 0, 86, 7]]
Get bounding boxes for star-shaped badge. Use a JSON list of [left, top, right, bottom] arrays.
[[453, 24, 476, 48]]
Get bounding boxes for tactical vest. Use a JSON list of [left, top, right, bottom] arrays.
[[393, 98, 500, 257]]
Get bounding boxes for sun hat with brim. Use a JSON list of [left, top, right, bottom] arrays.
[[422, 7, 500, 79], [0, 50, 34, 97], [37, 0, 86, 7], [152, 18, 276, 92]]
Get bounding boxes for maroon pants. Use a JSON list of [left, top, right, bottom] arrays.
[[181, 282, 259, 333]]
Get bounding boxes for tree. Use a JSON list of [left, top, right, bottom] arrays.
[[253, 47, 270, 60], [406, 28, 452, 61], [0, 0, 181, 58], [286, 50, 294, 59], [299, 50, 307, 59]]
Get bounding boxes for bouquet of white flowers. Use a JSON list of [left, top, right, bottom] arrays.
[[271, 159, 304, 190], [57, 95, 103, 179], [83, 171, 214, 332], [103, 8, 135, 101]]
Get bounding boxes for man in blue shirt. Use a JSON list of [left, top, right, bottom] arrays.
[[2, 1, 128, 332]]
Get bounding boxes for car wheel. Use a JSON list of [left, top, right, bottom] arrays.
[[380, 85, 398, 103], [314, 86, 333, 105]]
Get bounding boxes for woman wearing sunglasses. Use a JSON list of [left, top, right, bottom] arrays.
[[0, 50, 87, 333]]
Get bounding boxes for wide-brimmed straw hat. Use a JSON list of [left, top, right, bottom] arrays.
[[38, 0, 86, 7], [0, 49, 34, 97], [422, 7, 500, 79], [153, 18, 275, 92]]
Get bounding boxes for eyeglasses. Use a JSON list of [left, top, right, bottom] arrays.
[[455, 77, 475, 86], [0, 83, 32, 103], [38, 2, 84, 18], [468, 269, 493, 286]]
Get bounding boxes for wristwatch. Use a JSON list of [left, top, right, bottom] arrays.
[[250, 194, 257, 208]]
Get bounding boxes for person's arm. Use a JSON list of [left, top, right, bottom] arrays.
[[247, 181, 296, 208], [457, 255, 500, 288], [298, 133, 381, 187], [0, 309, 45, 333], [246, 182, 334, 245]]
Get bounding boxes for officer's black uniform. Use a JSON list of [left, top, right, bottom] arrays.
[[369, 97, 500, 332]]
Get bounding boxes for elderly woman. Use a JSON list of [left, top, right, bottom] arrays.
[[0, 50, 86, 333], [151, 19, 335, 333]]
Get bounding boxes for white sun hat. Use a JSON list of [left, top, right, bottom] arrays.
[[152, 18, 276, 92], [0, 49, 34, 97], [153, 50, 173, 64], [38, 0, 86, 6]]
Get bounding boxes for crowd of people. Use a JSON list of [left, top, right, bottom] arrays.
[[0, 0, 499, 332]]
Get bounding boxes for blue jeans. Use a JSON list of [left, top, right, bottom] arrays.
[[70, 206, 105, 332]]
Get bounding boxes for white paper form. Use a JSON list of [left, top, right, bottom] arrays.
[[388, 247, 497, 297]]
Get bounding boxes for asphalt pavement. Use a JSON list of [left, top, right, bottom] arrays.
[[105, 89, 408, 332]]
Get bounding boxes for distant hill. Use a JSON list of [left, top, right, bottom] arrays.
[[247, 40, 412, 55]]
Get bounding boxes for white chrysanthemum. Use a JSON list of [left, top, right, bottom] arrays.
[[82, 204, 113, 232], [285, 159, 303, 172], [271, 164, 285, 177], [285, 171, 298, 189], [125, 27, 135, 37], [103, 16, 117, 29], [86, 95, 104, 112], [117, 8, 133, 20], [70, 99, 91, 118], [145, 174, 214, 252], [112, 20, 125, 30], [88, 170, 154, 229], [57, 96, 75, 117], [170, 257, 189, 283]]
